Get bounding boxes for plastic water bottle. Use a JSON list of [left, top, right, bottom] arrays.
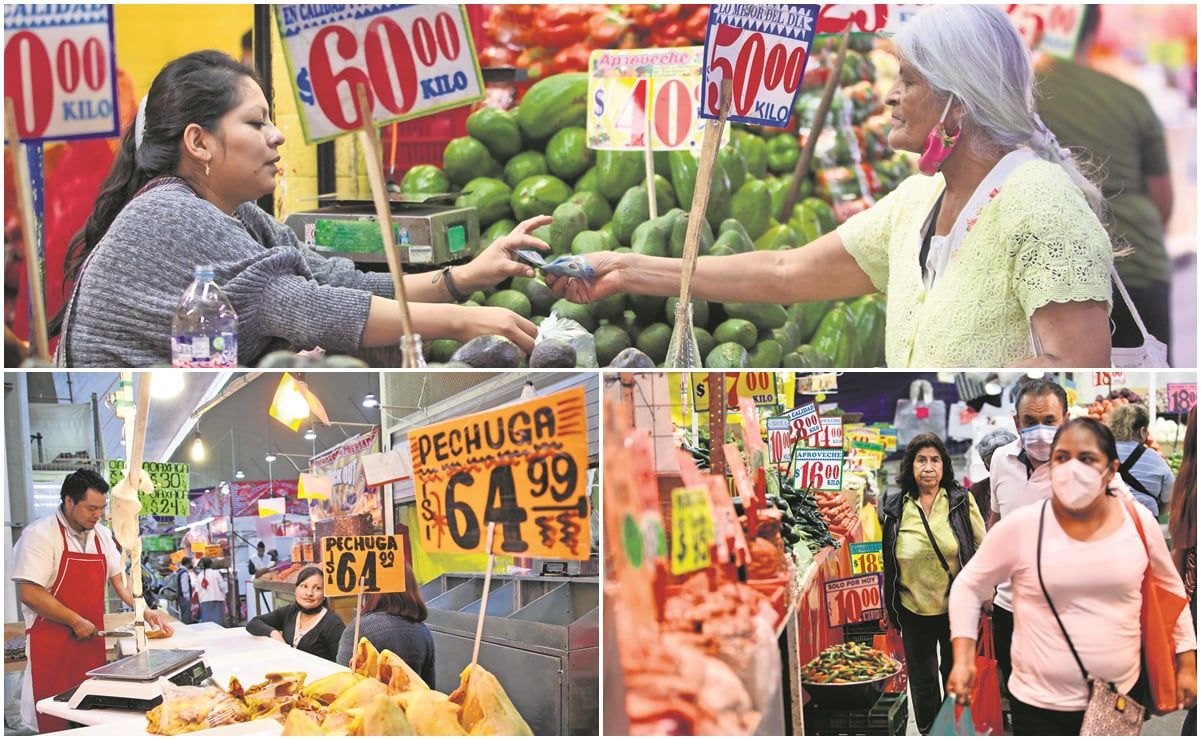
[[171, 265, 238, 367]]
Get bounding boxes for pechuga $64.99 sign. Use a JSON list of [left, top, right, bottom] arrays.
[[408, 387, 591, 560], [274, 4, 484, 143]]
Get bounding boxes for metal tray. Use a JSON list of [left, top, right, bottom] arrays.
[[86, 649, 205, 681]]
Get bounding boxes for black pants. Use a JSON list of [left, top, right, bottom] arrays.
[[1011, 696, 1084, 735], [992, 605, 1013, 697], [898, 605, 953, 735]]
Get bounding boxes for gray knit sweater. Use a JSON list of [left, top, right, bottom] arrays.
[[335, 612, 436, 688], [58, 178, 397, 367]]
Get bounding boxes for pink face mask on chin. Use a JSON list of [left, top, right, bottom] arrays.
[[918, 96, 960, 176]]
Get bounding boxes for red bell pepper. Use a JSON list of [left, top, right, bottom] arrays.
[[588, 9, 631, 48], [534, 5, 594, 48], [683, 6, 710, 41], [551, 42, 593, 74]]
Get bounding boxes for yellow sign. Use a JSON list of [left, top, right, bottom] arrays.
[[846, 426, 885, 470], [169, 550, 186, 564], [203, 545, 223, 559], [670, 487, 714, 575], [408, 387, 590, 559], [190, 541, 207, 554], [322, 535, 407, 597], [850, 541, 884, 575]]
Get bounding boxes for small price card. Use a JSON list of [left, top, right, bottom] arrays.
[[670, 487, 715, 575], [322, 534, 406, 596], [850, 541, 883, 574]]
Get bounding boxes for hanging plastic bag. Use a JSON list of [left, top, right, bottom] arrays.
[[931, 696, 977, 736], [859, 502, 882, 542], [535, 312, 597, 367], [972, 615, 1004, 735], [894, 379, 947, 447]]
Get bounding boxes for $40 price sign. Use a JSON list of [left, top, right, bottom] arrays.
[[824, 573, 884, 627], [409, 387, 590, 560], [670, 487, 715, 575], [701, 3, 819, 127], [274, 4, 484, 143], [323, 535, 406, 596]]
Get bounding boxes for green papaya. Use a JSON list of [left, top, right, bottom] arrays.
[[511, 175, 573, 220], [730, 180, 773, 240], [668, 213, 715, 259], [566, 191, 612, 230], [711, 229, 753, 255], [548, 202, 589, 256], [400, 164, 450, 194], [612, 186, 651, 245], [466, 107, 523, 162], [733, 130, 768, 179], [503, 151, 549, 189], [454, 177, 512, 228], [597, 150, 644, 203], [811, 302, 861, 367], [443, 137, 500, 185], [754, 224, 795, 251], [545, 126, 594, 180], [515, 72, 588, 142]]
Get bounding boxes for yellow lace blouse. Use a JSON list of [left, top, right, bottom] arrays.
[[837, 159, 1113, 367]]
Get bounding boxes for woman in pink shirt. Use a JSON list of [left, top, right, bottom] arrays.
[[945, 417, 1196, 735]]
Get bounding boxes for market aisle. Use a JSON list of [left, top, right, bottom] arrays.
[[903, 707, 1189, 735]]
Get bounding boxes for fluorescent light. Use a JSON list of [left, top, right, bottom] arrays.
[[235, 470, 245, 480], [304, 428, 317, 442], [363, 393, 379, 409], [264, 452, 277, 463]]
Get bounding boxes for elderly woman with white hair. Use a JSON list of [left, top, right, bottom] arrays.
[[549, 5, 1116, 368]]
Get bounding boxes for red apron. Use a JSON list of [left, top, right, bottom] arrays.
[[26, 522, 108, 732]]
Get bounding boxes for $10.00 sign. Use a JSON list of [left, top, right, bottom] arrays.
[[408, 387, 590, 560], [274, 4, 484, 143], [4, 4, 119, 142], [701, 3, 819, 127]]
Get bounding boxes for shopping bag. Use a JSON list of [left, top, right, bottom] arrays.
[[873, 627, 908, 693], [894, 380, 947, 447], [947, 402, 977, 441], [931, 696, 976, 736], [971, 616, 1003, 735]]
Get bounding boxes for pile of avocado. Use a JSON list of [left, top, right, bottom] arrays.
[[401, 72, 898, 369]]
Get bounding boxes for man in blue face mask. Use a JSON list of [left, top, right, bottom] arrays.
[[984, 378, 1068, 729]]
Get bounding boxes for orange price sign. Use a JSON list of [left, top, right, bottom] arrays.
[[408, 387, 590, 559], [824, 574, 884, 627], [322, 535, 406, 596]]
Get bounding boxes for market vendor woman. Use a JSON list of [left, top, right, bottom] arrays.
[[550, 5, 1118, 368], [52, 50, 548, 367], [10, 469, 171, 732], [246, 566, 345, 663]]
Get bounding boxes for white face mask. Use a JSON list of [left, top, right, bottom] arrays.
[[1020, 424, 1058, 462], [1050, 459, 1106, 510]]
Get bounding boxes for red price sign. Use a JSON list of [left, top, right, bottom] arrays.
[[274, 4, 484, 143], [1092, 372, 1127, 388], [793, 449, 844, 491], [786, 401, 822, 439], [814, 4, 922, 36], [1166, 383, 1197, 415], [825, 573, 884, 627], [701, 4, 819, 127], [1006, 4, 1086, 60], [766, 417, 792, 464], [4, 5, 119, 142]]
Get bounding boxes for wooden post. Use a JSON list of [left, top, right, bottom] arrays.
[[778, 27, 853, 223], [126, 373, 152, 652], [708, 372, 727, 476], [470, 522, 497, 668], [4, 98, 50, 362], [644, 119, 658, 219], [353, 85, 420, 367], [677, 80, 732, 310], [352, 576, 365, 661]]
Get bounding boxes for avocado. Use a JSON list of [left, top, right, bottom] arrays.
[[713, 318, 758, 349], [705, 342, 750, 368], [486, 289, 533, 319], [609, 347, 655, 368], [635, 323, 673, 364], [450, 335, 524, 368], [594, 325, 633, 366], [550, 299, 598, 333], [723, 302, 788, 331], [530, 339, 578, 368]]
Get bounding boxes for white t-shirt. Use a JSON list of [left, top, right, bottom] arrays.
[[190, 568, 228, 603], [988, 440, 1053, 611], [10, 509, 124, 630]]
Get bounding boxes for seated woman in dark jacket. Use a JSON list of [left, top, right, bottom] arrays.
[[336, 562, 435, 687], [246, 566, 345, 662]]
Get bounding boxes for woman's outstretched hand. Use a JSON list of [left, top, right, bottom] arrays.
[[545, 251, 623, 304], [458, 215, 552, 291]]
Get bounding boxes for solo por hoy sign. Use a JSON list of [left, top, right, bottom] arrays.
[[274, 4, 484, 143], [3, 4, 119, 142]]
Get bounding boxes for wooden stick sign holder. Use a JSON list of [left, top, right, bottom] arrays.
[[124, 373, 153, 653], [644, 107, 658, 220], [779, 28, 853, 222], [4, 98, 51, 363], [352, 84, 421, 367], [470, 521, 498, 668]]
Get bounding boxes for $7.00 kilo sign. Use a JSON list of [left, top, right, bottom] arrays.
[[274, 4, 484, 143]]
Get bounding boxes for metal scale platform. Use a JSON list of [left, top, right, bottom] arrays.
[[284, 193, 480, 268], [59, 649, 212, 712]]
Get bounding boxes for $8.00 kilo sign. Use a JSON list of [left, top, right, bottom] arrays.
[[274, 4, 484, 143], [408, 388, 591, 560]]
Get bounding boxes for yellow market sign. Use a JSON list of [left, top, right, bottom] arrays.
[[670, 487, 714, 575], [322, 535, 406, 596]]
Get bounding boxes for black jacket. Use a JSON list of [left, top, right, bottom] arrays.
[[246, 603, 346, 662], [881, 484, 980, 627]]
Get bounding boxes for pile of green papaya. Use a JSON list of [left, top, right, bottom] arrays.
[[401, 72, 903, 368]]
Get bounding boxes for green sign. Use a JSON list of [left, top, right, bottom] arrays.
[[106, 461, 190, 517], [142, 535, 176, 551]]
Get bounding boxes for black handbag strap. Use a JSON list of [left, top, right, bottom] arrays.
[[1036, 501, 1091, 685], [914, 497, 954, 596], [1118, 445, 1153, 497], [919, 192, 945, 284]]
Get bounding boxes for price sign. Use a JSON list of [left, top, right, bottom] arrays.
[[814, 4, 923, 36], [190, 541, 207, 555], [670, 487, 715, 575], [3, 5, 119, 142], [800, 416, 843, 449], [170, 550, 186, 564], [588, 47, 719, 152], [850, 541, 883, 574], [1166, 383, 1197, 414], [409, 387, 590, 559], [766, 417, 792, 464], [203, 545, 223, 559], [1006, 4, 1085, 60], [274, 4, 484, 143], [876, 424, 898, 453], [701, 3, 819, 127], [688, 372, 780, 415], [107, 461, 190, 516], [322, 535, 406, 596], [825, 573, 884, 627], [1092, 371, 1127, 388], [142, 535, 175, 552], [786, 401, 822, 439], [794, 449, 844, 491]]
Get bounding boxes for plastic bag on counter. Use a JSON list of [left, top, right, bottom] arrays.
[[146, 680, 250, 735], [535, 313, 597, 367]]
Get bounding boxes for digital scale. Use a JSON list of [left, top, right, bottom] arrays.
[[58, 649, 212, 712], [284, 193, 480, 269]]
